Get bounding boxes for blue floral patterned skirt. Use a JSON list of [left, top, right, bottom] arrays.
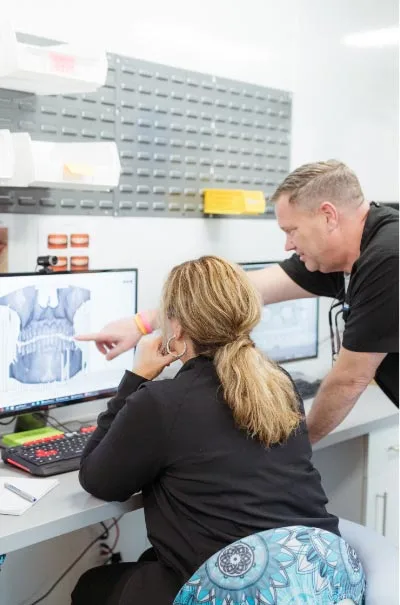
[[174, 525, 366, 604]]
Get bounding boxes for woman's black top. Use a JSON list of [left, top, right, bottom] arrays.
[[80, 356, 339, 583]]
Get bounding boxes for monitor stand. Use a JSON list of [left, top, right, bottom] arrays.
[[14, 410, 48, 433], [2, 411, 64, 447]]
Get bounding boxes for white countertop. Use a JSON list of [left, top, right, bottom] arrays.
[[0, 384, 397, 554]]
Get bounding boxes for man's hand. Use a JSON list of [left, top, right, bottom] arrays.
[[75, 310, 160, 361], [133, 335, 176, 380], [75, 317, 143, 360], [307, 347, 386, 444]]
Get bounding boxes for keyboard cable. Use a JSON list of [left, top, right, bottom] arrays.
[[23, 515, 124, 605]]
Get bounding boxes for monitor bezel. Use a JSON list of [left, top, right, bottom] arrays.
[[239, 260, 319, 364], [0, 268, 138, 419]]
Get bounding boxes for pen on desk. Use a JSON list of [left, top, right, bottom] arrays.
[[4, 483, 37, 503]]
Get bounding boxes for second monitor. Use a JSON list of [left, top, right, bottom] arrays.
[[240, 261, 319, 363]]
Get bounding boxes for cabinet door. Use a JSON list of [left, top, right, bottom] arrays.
[[366, 424, 399, 547]]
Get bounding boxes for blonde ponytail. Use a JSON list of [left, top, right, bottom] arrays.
[[214, 339, 300, 447], [161, 255, 301, 447]]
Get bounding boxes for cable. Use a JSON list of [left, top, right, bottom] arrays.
[[100, 522, 110, 540], [45, 414, 72, 433], [100, 542, 113, 558], [26, 535, 102, 605], [38, 412, 94, 434], [0, 417, 15, 425], [100, 517, 121, 565], [47, 413, 97, 432], [109, 518, 120, 552], [30, 412, 70, 433], [26, 515, 124, 605]]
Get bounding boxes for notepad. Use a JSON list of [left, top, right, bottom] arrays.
[[0, 476, 59, 516]]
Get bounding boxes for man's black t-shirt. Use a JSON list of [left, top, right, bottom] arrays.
[[280, 202, 399, 406]]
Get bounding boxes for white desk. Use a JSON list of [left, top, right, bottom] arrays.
[[0, 384, 397, 555], [0, 469, 143, 554]]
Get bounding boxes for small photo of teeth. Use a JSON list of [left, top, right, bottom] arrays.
[[70, 233, 90, 248], [70, 256, 90, 272], [0, 226, 8, 273], [44, 230, 91, 272], [48, 233, 68, 249], [52, 257, 68, 272]]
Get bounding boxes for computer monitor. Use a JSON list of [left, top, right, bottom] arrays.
[[0, 269, 137, 419], [240, 261, 319, 363]]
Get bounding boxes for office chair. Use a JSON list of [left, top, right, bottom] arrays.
[[174, 520, 400, 604], [339, 518, 399, 605], [173, 524, 367, 604]]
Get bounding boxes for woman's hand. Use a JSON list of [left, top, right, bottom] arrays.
[[133, 335, 176, 380]]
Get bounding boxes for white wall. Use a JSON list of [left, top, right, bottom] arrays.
[[0, 1, 398, 603], [5, 0, 399, 200]]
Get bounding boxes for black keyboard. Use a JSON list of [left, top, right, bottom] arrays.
[[294, 378, 322, 400], [1, 427, 96, 476]]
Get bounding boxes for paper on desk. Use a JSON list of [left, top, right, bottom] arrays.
[[0, 477, 59, 516]]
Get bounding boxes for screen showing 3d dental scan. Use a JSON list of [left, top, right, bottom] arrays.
[[240, 262, 319, 363], [0, 269, 137, 418]]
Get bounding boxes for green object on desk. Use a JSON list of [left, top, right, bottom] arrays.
[[2, 426, 64, 446]]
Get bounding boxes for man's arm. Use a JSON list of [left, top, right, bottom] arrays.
[[307, 347, 387, 444], [76, 266, 313, 358], [247, 264, 316, 305], [75, 309, 160, 360]]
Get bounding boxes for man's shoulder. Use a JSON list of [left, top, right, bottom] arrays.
[[362, 227, 398, 263], [354, 227, 398, 290], [364, 205, 399, 254]]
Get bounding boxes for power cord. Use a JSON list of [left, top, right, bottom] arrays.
[[35, 412, 94, 434], [110, 519, 120, 553], [26, 515, 124, 605], [45, 414, 73, 433], [99, 522, 110, 540], [0, 417, 15, 425], [99, 518, 121, 564]]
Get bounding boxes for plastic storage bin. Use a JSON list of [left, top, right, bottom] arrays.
[[0, 23, 108, 95], [6, 132, 121, 190]]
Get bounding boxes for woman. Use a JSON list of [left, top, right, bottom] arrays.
[[72, 256, 364, 605]]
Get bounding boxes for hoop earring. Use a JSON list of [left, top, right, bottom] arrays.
[[166, 336, 187, 359]]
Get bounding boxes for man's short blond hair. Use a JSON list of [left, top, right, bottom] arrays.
[[271, 160, 364, 209]]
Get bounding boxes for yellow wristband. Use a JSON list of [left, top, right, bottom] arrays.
[[134, 313, 148, 335]]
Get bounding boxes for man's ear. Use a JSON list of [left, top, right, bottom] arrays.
[[320, 201, 339, 231]]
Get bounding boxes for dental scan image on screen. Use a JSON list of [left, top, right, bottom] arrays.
[[0, 285, 91, 384], [0, 270, 137, 417], [241, 262, 319, 363]]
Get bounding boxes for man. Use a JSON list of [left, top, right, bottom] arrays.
[[77, 160, 399, 443]]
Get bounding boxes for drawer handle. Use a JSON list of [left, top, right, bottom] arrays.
[[387, 445, 400, 452], [376, 492, 388, 536]]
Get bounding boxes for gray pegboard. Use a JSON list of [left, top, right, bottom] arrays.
[[0, 37, 291, 218]]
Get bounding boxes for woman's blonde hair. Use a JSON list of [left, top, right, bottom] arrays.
[[160, 255, 301, 447]]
